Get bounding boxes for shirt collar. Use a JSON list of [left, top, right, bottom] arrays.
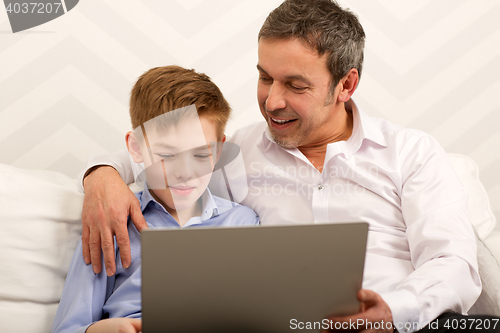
[[139, 183, 220, 222], [262, 99, 388, 159], [343, 99, 388, 156]]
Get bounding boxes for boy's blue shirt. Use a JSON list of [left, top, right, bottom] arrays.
[[52, 184, 259, 333]]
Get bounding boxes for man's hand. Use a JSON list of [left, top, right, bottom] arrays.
[[86, 318, 142, 333], [82, 166, 148, 276], [323, 289, 393, 333]]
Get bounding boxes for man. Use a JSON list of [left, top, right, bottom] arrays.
[[79, 0, 491, 331]]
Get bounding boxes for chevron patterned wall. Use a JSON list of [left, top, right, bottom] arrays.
[[0, 0, 499, 227]]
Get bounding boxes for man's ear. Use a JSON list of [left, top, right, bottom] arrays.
[[126, 131, 144, 163], [338, 68, 359, 103]]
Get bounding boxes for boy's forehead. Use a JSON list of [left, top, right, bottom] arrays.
[[136, 105, 213, 149], [147, 123, 206, 147]]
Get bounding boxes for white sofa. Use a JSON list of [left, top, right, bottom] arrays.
[[0, 153, 499, 333]]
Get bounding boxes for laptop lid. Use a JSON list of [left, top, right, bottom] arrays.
[[142, 222, 368, 332]]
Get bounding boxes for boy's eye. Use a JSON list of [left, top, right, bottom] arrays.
[[158, 154, 174, 160], [194, 154, 211, 159]]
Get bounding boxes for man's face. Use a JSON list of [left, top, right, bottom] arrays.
[[257, 38, 339, 149], [139, 114, 219, 213]]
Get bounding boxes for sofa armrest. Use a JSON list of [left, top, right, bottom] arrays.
[[468, 232, 500, 316], [483, 230, 500, 264]]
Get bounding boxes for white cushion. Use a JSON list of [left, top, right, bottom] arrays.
[[447, 154, 500, 315], [0, 301, 59, 333], [468, 233, 500, 316], [447, 153, 497, 240], [483, 230, 500, 264], [0, 164, 83, 333]]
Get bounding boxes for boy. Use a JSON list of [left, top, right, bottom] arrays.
[[52, 66, 259, 333]]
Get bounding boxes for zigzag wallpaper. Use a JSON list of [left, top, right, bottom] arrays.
[[0, 0, 499, 226]]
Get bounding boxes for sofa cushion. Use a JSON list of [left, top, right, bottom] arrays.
[[0, 164, 83, 333], [468, 233, 500, 316], [447, 154, 497, 240], [445, 154, 500, 315]]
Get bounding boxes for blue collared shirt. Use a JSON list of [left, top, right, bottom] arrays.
[[52, 186, 259, 333]]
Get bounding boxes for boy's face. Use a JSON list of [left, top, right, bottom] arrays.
[[127, 111, 222, 215]]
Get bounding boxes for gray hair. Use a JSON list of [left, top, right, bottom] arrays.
[[258, 0, 365, 91]]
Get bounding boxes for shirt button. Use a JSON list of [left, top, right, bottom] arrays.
[[317, 184, 325, 191]]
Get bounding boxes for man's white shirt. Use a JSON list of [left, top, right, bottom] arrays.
[[80, 100, 480, 331]]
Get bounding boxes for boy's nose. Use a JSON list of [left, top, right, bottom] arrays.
[[173, 156, 193, 181]]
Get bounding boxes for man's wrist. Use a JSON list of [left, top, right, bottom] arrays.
[[379, 290, 419, 333], [83, 165, 117, 189]]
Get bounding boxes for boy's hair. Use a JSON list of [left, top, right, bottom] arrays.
[[258, 0, 365, 92], [130, 66, 231, 140]]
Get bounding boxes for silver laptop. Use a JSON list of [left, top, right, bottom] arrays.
[[141, 222, 368, 333]]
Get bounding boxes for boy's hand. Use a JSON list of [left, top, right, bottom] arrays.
[[82, 166, 148, 276], [323, 289, 393, 333], [86, 318, 142, 333]]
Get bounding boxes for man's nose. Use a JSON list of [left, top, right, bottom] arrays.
[[265, 83, 286, 111]]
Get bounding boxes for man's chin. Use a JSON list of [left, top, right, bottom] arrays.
[[270, 132, 301, 149]]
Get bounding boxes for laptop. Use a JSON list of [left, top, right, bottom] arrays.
[[142, 222, 368, 333]]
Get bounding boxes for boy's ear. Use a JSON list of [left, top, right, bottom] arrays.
[[215, 135, 226, 163], [126, 131, 144, 163]]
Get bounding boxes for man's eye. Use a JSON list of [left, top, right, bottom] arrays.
[[259, 76, 273, 83], [159, 154, 174, 159], [195, 154, 211, 159], [290, 84, 307, 92]]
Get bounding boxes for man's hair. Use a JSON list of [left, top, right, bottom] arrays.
[[130, 65, 230, 140], [258, 0, 365, 91]]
